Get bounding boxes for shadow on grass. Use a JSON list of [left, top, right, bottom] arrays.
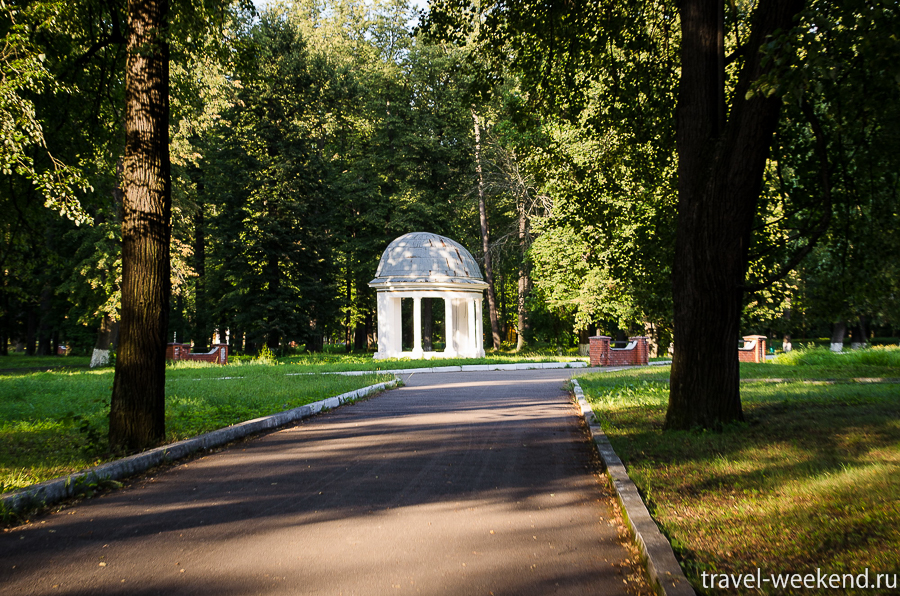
[[579, 375, 900, 594]]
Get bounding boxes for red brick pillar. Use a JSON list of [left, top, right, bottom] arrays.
[[166, 343, 193, 361], [213, 343, 229, 365], [589, 336, 611, 366], [742, 335, 767, 363], [629, 336, 650, 365]]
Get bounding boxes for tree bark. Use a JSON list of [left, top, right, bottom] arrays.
[[473, 110, 501, 350], [666, 0, 805, 430], [850, 317, 867, 349], [830, 321, 846, 352], [109, 0, 171, 452], [90, 315, 120, 368], [516, 195, 530, 351], [345, 259, 352, 353], [193, 198, 207, 350]]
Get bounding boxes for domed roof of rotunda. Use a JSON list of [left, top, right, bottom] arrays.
[[369, 232, 487, 288]]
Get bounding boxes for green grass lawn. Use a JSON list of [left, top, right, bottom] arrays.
[[0, 353, 91, 370], [577, 347, 900, 595], [0, 362, 394, 494]]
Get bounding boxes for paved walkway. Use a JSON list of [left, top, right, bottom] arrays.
[[1, 370, 649, 596]]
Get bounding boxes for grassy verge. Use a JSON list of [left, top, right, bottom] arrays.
[[0, 363, 393, 494], [0, 353, 91, 370], [577, 347, 900, 595]]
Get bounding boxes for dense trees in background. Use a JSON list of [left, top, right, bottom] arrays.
[[426, 0, 900, 427], [2, 0, 900, 438]]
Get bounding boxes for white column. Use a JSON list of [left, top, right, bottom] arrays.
[[467, 298, 477, 356], [412, 296, 423, 358], [475, 297, 485, 357], [374, 293, 388, 359], [390, 296, 403, 357], [444, 296, 456, 356]]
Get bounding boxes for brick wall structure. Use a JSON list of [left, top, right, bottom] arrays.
[[166, 343, 229, 365], [589, 336, 650, 367], [738, 335, 767, 363]]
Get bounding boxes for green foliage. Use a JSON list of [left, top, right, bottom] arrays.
[[744, 0, 900, 330], [60, 410, 106, 453], [0, 1, 92, 224], [253, 344, 277, 365], [427, 0, 679, 339]]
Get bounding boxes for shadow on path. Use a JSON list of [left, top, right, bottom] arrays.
[[1, 370, 649, 596]]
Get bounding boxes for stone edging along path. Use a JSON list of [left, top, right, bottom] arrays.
[[1, 378, 401, 516], [571, 378, 696, 596]]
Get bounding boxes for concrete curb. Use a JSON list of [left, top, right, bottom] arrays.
[[1, 377, 401, 516], [571, 379, 695, 596]]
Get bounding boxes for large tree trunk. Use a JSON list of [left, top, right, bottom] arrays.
[[666, 0, 805, 430], [473, 110, 502, 350], [109, 0, 171, 452]]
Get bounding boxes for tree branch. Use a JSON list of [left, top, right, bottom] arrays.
[[743, 98, 832, 292]]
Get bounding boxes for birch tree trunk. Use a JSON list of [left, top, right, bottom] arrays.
[[473, 109, 501, 350], [516, 194, 530, 351]]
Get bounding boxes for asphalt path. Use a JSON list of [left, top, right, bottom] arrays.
[[1, 369, 650, 596]]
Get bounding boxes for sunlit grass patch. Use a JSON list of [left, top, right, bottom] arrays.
[[163, 370, 392, 440], [773, 344, 900, 368], [0, 366, 393, 493], [577, 354, 900, 595]]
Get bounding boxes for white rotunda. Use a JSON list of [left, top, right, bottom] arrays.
[[369, 232, 487, 359]]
